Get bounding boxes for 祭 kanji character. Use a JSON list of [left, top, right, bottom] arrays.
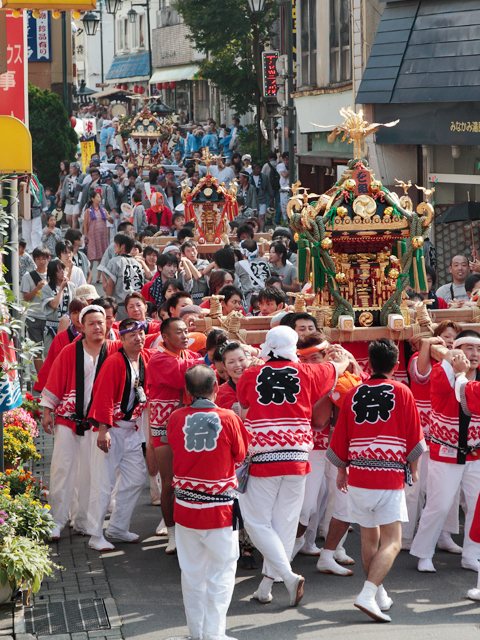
[[256, 366, 300, 406], [352, 383, 395, 424], [183, 412, 222, 452], [0, 71, 16, 91]]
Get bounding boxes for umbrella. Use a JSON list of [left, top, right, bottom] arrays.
[[437, 201, 480, 259]]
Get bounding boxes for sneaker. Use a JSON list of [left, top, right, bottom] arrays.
[[49, 525, 61, 542], [106, 530, 139, 543], [88, 535, 115, 552], [417, 558, 436, 573], [286, 574, 305, 607], [354, 593, 391, 623], [437, 532, 463, 554], [317, 551, 353, 576]]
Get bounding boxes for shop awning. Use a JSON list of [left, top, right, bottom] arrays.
[[106, 52, 150, 81], [356, 0, 480, 105], [294, 90, 353, 133], [149, 64, 200, 85]]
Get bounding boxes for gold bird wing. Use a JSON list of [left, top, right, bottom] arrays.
[[365, 119, 400, 134]]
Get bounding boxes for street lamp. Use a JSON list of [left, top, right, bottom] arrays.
[[247, 0, 266, 12], [247, 0, 266, 161], [81, 11, 100, 36], [128, 7, 137, 23], [105, 0, 122, 15]]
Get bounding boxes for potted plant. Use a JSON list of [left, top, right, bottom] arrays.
[[3, 425, 40, 468], [0, 536, 58, 604]]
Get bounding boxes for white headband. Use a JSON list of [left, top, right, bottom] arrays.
[[79, 305, 106, 324], [452, 336, 480, 349]]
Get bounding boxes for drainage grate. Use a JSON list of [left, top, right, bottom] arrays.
[[25, 598, 110, 635]]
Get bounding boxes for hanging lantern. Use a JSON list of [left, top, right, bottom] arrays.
[[156, 83, 163, 90], [168, 82, 175, 90], [139, 86, 145, 94]]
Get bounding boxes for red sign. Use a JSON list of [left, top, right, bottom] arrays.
[[0, 11, 28, 124], [262, 50, 278, 98]]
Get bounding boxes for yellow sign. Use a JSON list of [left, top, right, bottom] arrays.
[[80, 139, 96, 173], [0, 115, 32, 174], [1, 0, 95, 9]]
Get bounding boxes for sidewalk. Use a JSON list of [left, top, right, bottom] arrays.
[[15, 433, 123, 640]]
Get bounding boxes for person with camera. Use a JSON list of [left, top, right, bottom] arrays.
[[40, 305, 120, 541], [87, 318, 152, 552]]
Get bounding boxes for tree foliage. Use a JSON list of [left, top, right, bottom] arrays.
[[174, 0, 276, 115], [28, 84, 77, 189]]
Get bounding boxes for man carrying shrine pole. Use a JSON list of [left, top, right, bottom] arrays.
[[328, 339, 426, 623], [237, 325, 349, 607]]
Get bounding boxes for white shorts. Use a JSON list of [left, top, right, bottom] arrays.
[[65, 203, 80, 216], [348, 487, 408, 528]]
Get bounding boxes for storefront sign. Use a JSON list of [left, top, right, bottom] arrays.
[[27, 10, 51, 62], [0, 11, 28, 124]]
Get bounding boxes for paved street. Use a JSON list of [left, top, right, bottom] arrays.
[[31, 434, 480, 640], [104, 495, 480, 640]]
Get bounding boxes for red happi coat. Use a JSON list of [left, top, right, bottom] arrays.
[[430, 361, 480, 464], [88, 348, 152, 428], [327, 377, 426, 490], [34, 327, 80, 392], [344, 341, 409, 385], [408, 352, 433, 443], [167, 400, 250, 529], [41, 339, 121, 430], [146, 348, 203, 442], [216, 381, 238, 411], [237, 360, 337, 477]]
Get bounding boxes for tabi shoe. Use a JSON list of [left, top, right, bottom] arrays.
[[286, 574, 305, 607], [467, 588, 480, 601], [88, 535, 115, 552], [106, 529, 139, 543], [417, 558, 436, 573], [376, 585, 393, 612], [299, 543, 322, 556], [165, 527, 176, 555], [334, 547, 355, 565], [252, 590, 273, 604], [155, 518, 168, 537], [437, 532, 463, 554], [317, 551, 353, 576], [49, 525, 61, 542], [461, 558, 480, 572], [354, 593, 391, 623]]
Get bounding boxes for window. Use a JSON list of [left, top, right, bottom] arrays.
[[300, 0, 317, 87], [131, 18, 139, 49], [118, 20, 125, 51], [330, 0, 351, 84], [123, 19, 128, 50], [139, 14, 145, 48]]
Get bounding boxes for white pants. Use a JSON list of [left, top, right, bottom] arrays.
[[299, 449, 327, 528], [322, 459, 350, 529], [176, 524, 239, 640], [22, 217, 42, 253], [410, 459, 480, 562], [49, 425, 92, 531], [88, 427, 146, 537], [403, 450, 459, 541], [239, 474, 306, 581]]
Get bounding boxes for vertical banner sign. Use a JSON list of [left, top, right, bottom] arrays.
[[0, 12, 28, 124], [27, 10, 51, 62], [291, 0, 297, 88], [262, 51, 279, 98], [80, 139, 96, 173]]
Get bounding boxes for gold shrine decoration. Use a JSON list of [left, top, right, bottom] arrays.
[[311, 107, 400, 159]]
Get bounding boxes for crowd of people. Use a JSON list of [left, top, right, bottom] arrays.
[[17, 137, 480, 638]]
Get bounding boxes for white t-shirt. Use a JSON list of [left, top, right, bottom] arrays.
[[436, 282, 468, 302], [276, 162, 289, 190]]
